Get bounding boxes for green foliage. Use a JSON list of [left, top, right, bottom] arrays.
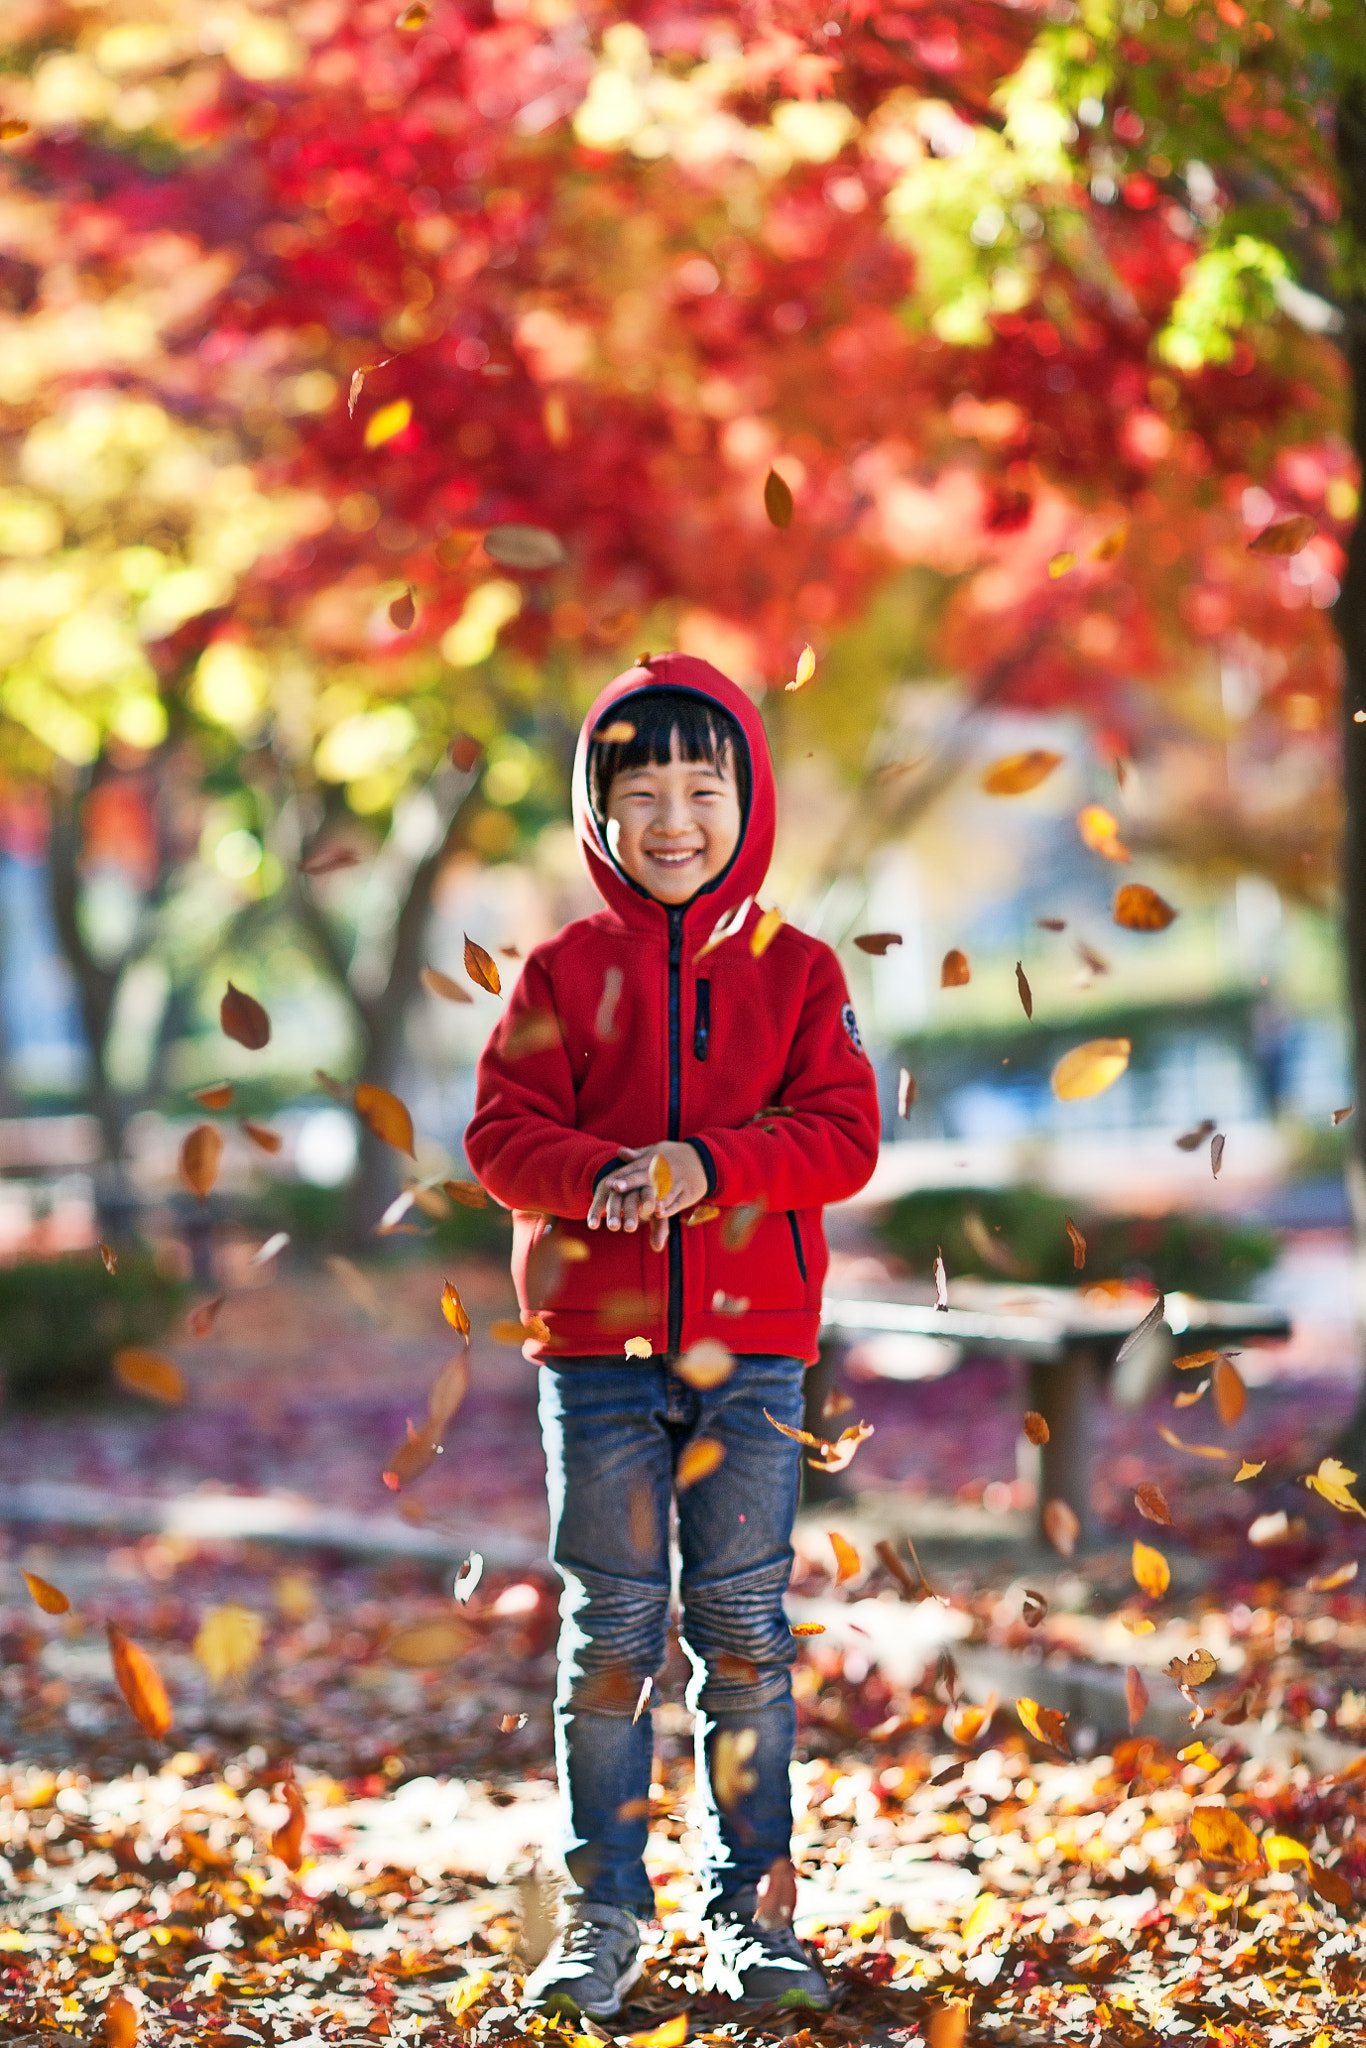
[[880, 1183, 1279, 1299], [0, 1252, 185, 1403], [1158, 237, 1289, 371]]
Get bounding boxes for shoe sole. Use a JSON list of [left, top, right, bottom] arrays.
[[533, 1957, 644, 2021]]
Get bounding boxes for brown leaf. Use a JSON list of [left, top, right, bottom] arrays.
[[875, 1538, 924, 1601], [220, 982, 271, 1050], [187, 1293, 226, 1338], [713, 1726, 760, 1811], [1189, 1805, 1260, 1863], [1125, 1664, 1149, 1731], [1116, 1293, 1166, 1363], [464, 933, 502, 995], [1022, 1588, 1047, 1627], [897, 1068, 917, 1117], [482, 522, 566, 570], [1309, 1860, 1353, 1910], [1043, 1499, 1080, 1557], [382, 1417, 441, 1491], [441, 1279, 471, 1335], [1211, 1131, 1226, 1179], [1212, 1354, 1246, 1426], [99, 1240, 118, 1275], [1015, 960, 1033, 1019], [272, 1775, 307, 1868], [107, 1623, 172, 1739], [829, 1531, 861, 1584], [764, 468, 794, 528], [1175, 1118, 1216, 1150], [421, 965, 474, 1004], [853, 931, 902, 955], [677, 1436, 726, 1490], [1135, 1481, 1172, 1524], [1158, 1424, 1231, 1460], [1332, 1104, 1355, 1126], [981, 749, 1064, 796], [193, 1082, 235, 1108], [113, 1348, 185, 1405], [1166, 1647, 1217, 1687], [23, 1570, 70, 1615], [1075, 939, 1111, 976], [179, 1123, 224, 1200], [1249, 513, 1316, 555], [1065, 1215, 1086, 1269], [103, 1993, 139, 2048], [355, 1081, 415, 1156], [1113, 883, 1178, 931], [1052, 1037, 1130, 1100], [822, 1386, 854, 1419], [941, 948, 970, 987], [300, 844, 360, 876], [389, 587, 416, 630], [1023, 1410, 1050, 1446], [241, 1119, 282, 1154], [721, 1200, 765, 1252], [1016, 1696, 1069, 1751], [1036, 916, 1066, 931], [1132, 1539, 1170, 1598]]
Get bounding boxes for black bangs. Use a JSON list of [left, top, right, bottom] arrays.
[[587, 688, 751, 821]]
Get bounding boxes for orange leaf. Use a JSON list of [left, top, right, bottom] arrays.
[[1212, 1355, 1247, 1426], [790, 1621, 825, 1636], [355, 1082, 415, 1156], [490, 1315, 552, 1344], [854, 931, 902, 955], [1016, 1696, 1069, 1750], [193, 1082, 234, 1108], [1307, 1560, 1358, 1592], [1157, 1424, 1231, 1461], [981, 749, 1063, 796], [764, 468, 794, 529], [1114, 882, 1178, 931], [241, 1120, 282, 1154], [1023, 1411, 1049, 1446], [750, 906, 783, 957], [1052, 1037, 1131, 1100], [674, 1340, 735, 1390], [1043, 1499, 1079, 1557], [23, 1570, 70, 1615], [1135, 1481, 1172, 1525], [1132, 1539, 1170, 1598], [648, 1151, 673, 1202], [179, 1123, 224, 1200], [99, 1241, 118, 1275], [1092, 523, 1129, 561], [113, 1348, 185, 1405], [1189, 1805, 1260, 1863], [464, 934, 502, 995], [928, 2002, 968, 2048], [676, 1437, 725, 1490], [272, 1775, 308, 1869], [941, 948, 970, 987], [1249, 513, 1316, 555], [421, 966, 473, 1004], [187, 1294, 225, 1338], [107, 1623, 172, 1739], [1125, 1664, 1149, 1731], [1065, 1215, 1086, 1269], [627, 2015, 689, 2048], [441, 1280, 471, 1335], [220, 982, 271, 1050], [830, 1530, 861, 1584], [364, 397, 412, 449], [103, 1993, 139, 2048]]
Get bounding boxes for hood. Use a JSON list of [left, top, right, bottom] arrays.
[[572, 651, 775, 934]]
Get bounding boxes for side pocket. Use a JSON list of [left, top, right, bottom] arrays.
[[786, 1209, 807, 1283], [693, 979, 710, 1060]]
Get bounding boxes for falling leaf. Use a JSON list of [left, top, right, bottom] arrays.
[[1135, 1481, 1172, 1524], [1249, 513, 1316, 555], [1052, 1037, 1131, 1100], [1044, 1499, 1080, 1557], [194, 1606, 263, 1686], [1125, 1665, 1149, 1731], [711, 1289, 750, 1314], [396, 0, 429, 25], [1190, 1805, 1260, 1863], [1012, 959, 1034, 1020], [632, 1676, 653, 1725], [314, 1069, 352, 1101], [941, 948, 970, 986], [764, 468, 794, 528], [712, 1726, 758, 1808], [1077, 803, 1131, 862], [113, 1348, 185, 1405], [1048, 550, 1077, 577], [1158, 1424, 1230, 1460], [0, 119, 33, 142], [854, 931, 902, 955], [221, 982, 271, 1050], [674, 1341, 735, 1390], [627, 2015, 689, 2048], [822, 1386, 854, 1420], [23, 1571, 70, 1615], [595, 718, 637, 742], [107, 1623, 172, 1739], [272, 1775, 307, 1868], [933, 1247, 949, 1310], [193, 1082, 235, 1109], [1074, 939, 1110, 977], [1174, 1348, 1221, 1370], [1116, 1294, 1165, 1364], [875, 1538, 926, 1601], [1093, 523, 1129, 560], [1210, 1131, 1226, 1179], [1037, 915, 1066, 931], [830, 1531, 861, 1583], [249, 1227, 290, 1262], [625, 1335, 653, 1358], [963, 1211, 1023, 1275], [677, 1437, 725, 1489], [1211, 1354, 1246, 1426], [187, 1294, 225, 1338], [387, 1616, 477, 1666], [355, 1082, 415, 1156], [946, 1699, 993, 1746], [483, 523, 566, 569], [241, 1119, 282, 1155], [1132, 1540, 1171, 1598], [694, 894, 754, 963], [786, 644, 817, 693], [1016, 1697, 1069, 1750], [817, 1421, 875, 1472], [790, 1620, 825, 1636], [179, 1123, 224, 1200], [364, 397, 412, 448], [981, 750, 1064, 796], [1065, 1215, 1086, 1269], [420, 965, 474, 1005], [648, 1151, 673, 1203], [1306, 1456, 1366, 1516], [1167, 1647, 1217, 1687], [1309, 1861, 1353, 1909], [1022, 1588, 1047, 1626], [685, 1204, 720, 1225], [490, 1315, 552, 1344], [751, 906, 783, 957], [897, 1068, 916, 1117], [1235, 1459, 1265, 1481], [389, 587, 416, 630], [441, 1280, 471, 1336], [1114, 883, 1178, 931], [464, 934, 502, 995], [1308, 1560, 1358, 1591], [720, 1200, 765, 1252], [301, 842, 361, 875], [499, 1711, 527, 1733], [377, 1189, 416, 1233], [1023, 1411, 1049, 1446], [99, 1241, 118, 1275]]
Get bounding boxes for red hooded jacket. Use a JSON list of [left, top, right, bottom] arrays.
[[462, 653, 881, 1363]]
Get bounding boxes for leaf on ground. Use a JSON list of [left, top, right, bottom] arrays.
[[1306, 1457, 1366, 1516], [1016, 1697, 1069, 1751], [355, 1082, 415, 1155], [897, 1068, 916, 1117], [854, 931, 902, 955], [1065, 1215, 1086, 1268], [1043, 1499, 1080, 1557], [221, 983, 271, 1050], [676, 1438, 726, 1490], [272, 1775, 307, 1868], [830, 1531, 861, 1584], [113, 1348, 185, 1405], [1132, 1540, 1170, 1598], [421, 965, 474, 1004], [104, 1992, 139, 2048], [445, 1970, 493, 2020], [1023, 1411, 1049, 1446], [23, 1571, 70, 1615], [927, 2002, 968, 2048], [1135, 1481, 1172, 1525], [107, 1624, 172, 1739], [941, 948, 970, 986], [441, 1280, 471, 1336], [1114, 883, 1178, 931], [1309, 1860, 1353, 1910], [1125, 1665, 1149, 1730], [1190, 1804, 1260, 1863], [674, 1341, 735, 1390], [179, 1123, 224, 1200], [628, 2014, 689, 2048], [464, 935, 502, 995], [195, 1606, 263, 1686], [763, 469, 794, 528], [1052, 1037, 1131, 1100], [981, 750, 1063, 795]]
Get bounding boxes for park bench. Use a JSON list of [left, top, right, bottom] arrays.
[[809, 1284, 1292, 1547]]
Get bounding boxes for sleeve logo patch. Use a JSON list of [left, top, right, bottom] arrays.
[[841, 1002, 865, 1056]]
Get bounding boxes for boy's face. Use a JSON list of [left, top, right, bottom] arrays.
[[604, 731, 742, 904]]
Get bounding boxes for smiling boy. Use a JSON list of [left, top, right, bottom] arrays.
[[463, 653, 880, 2020]]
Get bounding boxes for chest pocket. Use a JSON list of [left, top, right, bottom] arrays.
[[693, 979, 710, 1061]]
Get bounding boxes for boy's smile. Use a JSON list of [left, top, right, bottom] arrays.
[[603, 732, 742, 904]]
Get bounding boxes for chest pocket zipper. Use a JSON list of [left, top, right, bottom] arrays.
[[787, 1210, 807, 1283], [694, 979, 710, 1061]]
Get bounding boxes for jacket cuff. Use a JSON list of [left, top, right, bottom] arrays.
[[591, 1153, 621, 1190], [688, 1138, 718, 1198]]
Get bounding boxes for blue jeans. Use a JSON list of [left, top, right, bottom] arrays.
[[538, 1353, 806, 1917]]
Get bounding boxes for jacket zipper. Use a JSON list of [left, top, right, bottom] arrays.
[[667, 907, 684, 1354], [787, 1209, 807, 1284], [693, 979, 710, 1060]]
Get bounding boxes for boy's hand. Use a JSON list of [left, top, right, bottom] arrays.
[[587, 1141, 710, 1252]]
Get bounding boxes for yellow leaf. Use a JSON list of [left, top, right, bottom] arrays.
[[1263, 1832, 1311, 1872], [962, 1892, 1000, 1946], [490, 1315, 551, 1345], [1092, 523, 1129, 560], [786, 643, 816, 692], [710, 1729, 757, 1811], [1015, 1696, 1069, 1750], [676, 1437, 725, 1490], [751, 906, 783, 957], [1306, 1457, 1366, 1516], [113, 1348, 185, 1405], [829, 1530, 861, 1584], [1048, 550, 1077, 577], [355, 1082, 415, 1156], [446, 1970, 492, 2018], [1157, 1423, 1230, 1460], [441, 1280, 471, 1336], [648, 1151, 672, 1202], [193, 1606, 263, 1686], [1077, 803, 1131, 861], [673, 1341, 735, 1390], [625, 1335, 653, 1359], [364, 398, 412, 448], [22, 1571, 70, 1615], [1235, 1460, 1265, 1482], [1190, 1805, 1260, 1864], [981, 749, 1063, 796], [1132, 1540, 1170, 1598], [627, 2016, 689, 2048], [1052, 1037, 1131, 1101], [789, 1621, 825, 1636]]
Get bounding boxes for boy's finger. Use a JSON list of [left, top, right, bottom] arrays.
[[649, 1215, 668, 1253]]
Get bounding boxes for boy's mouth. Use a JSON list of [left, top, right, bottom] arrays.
[[645, 847, 701, 867]]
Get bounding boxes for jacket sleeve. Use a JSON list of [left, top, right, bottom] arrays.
[[689, 944, 881, 1210], [462, 951, 621, 1217]]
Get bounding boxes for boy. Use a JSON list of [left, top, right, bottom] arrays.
[[464, 652, 880, 2019]]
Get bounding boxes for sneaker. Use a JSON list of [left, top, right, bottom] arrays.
[[522, 1901, 643, 2019], [712, 1886, 836, 2011]]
